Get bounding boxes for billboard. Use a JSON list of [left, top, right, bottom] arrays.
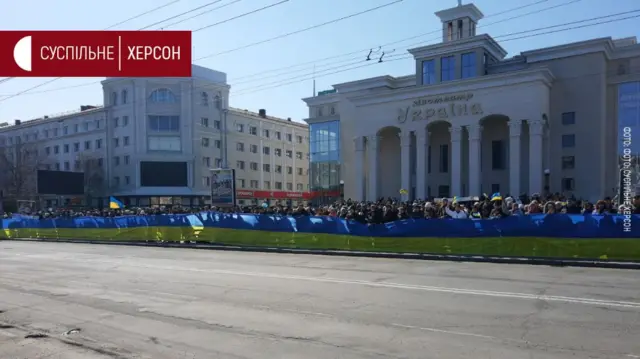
[[37, 170, 85, 195], [211, 168, 236, 207], [618, 82, 640, 195], [140, 161, 188, 187]]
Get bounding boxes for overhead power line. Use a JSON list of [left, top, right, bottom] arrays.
[[139, 0, 227, 30], [193, 0, 289, 32], [194, 0, 405, 60], [104, 0, 182, 30], [159, 0, 243, 29], [228, 0, 580, 82]]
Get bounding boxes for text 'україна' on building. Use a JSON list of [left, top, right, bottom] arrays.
[[0, 65, 310, 208], [303, 2, 640, 204]]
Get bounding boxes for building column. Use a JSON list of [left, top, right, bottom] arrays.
[[449, 125, 463, 197], [353, 136, 365, 201], [399, 130, 412, 202], [528, 119, 544, 195], [466, 124, 482, 197], [415, 127, 428, 200], [367, 135, 380, 201], [509, 120, 523, 197]]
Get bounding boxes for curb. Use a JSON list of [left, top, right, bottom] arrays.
[[5, 237, 640, 270]]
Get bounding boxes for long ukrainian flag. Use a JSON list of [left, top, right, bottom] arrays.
[[109, 196, 124, 209]]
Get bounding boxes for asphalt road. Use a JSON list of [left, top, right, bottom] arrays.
[[0, 242, 638, 359]]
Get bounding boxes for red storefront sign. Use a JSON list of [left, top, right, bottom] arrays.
[[236, 190, 341, 200]]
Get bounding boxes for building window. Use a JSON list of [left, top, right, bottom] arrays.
[[214, 120, 221, 130], [264, 181, 271, 189], [562, 156, 575, 169], [297, 167, 303, 175], [296, 183, 303, 191], [148, 136, 181, 151], [297, 135, 303, 144], [122, 116, 128, 126], [84, 140, 91, 150], [53, 128, 58, 136], [203, 176, 210, 187], [263, 164, 270, 172], [238, 179, 246, 188], [236, 142, 245, 151], [562, 134, 576, 148], [202, 137, 210, 147], [148, 115, 180, 132], [63, 126, 68, 135], [54, 145, 59, 154], [275, 148, 282, 157], [113, 156, 120, 166], [215, 158, 223, 167], [95, 139, 102, 149], [114, 117, 120, 127], [287, 166, 293, 174], [461, 52, 476, 79], [447, 22, 453, 41], [121, 89, 128, 104], [148, 88, 178, 103], [250, 144, 258, 153], [201, 117, 209, 127], [125, 176, 130, 185], [74, 124, 79, 133], [73, 142, 80, 152], [562, 177, 575, 191], [113, 138, 119, 147], [63, 144, 69, 153], [441, 56, 455, 82], [439, 144, 448, 173], [422, 60, 435, 85], [562, 112, 575, 125], [111, 91, 117, 106], [236, 123, 244, 132], [286, 133, 292, 142], [263, 146, 270, 155], [203, 157, 211, 167], [264, 129, 270, 138], [286, 150, 292, 158], [250, 180, 258, 188], [201, 92, 209, 106], [83, 122, 89, 131], [64, 161, 70, 171], [124, 136, 130, 146], [236, 160, 245, 170], [74, 160, 81, 170], [275, 165, 282, 173], [250, 162, 258, 171], [124, 155, 130, 165], [275, 131, 281, 140], [296, 151, 303, 159], [249, 126, 258, 135], [215, 140, 221, 149], [491, 140, 506, 170], [287, 182, 293, 191]]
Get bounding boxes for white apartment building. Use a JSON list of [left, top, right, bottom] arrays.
[[0, 64, 309, 208]]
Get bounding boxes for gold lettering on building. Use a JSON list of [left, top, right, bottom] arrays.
[[398, 102, 483, 123], [412, 92, 474, 107]]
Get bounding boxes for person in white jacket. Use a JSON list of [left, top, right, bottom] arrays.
[[445, 201, 469, 219]]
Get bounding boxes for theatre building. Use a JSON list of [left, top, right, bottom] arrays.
[[303, 2, 640, 203]]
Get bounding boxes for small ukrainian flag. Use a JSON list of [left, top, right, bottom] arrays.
[[453, 196, 458, 204], [109, 196, 124, 209], [490, 192, 502, 201], [399, 189, 408, 195]]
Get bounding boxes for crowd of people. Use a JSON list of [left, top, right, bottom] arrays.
[[2, 192, 640, 224]]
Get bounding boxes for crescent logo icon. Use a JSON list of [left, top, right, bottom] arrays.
[[13, 36, 32, 72]]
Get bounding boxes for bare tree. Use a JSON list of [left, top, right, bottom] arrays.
[[0, 140, 47, 200], [77, 153, 106, 205]]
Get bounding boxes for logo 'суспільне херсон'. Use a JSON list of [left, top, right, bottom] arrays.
[[0, 31, 192, 77]]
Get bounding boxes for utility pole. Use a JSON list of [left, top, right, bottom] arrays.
[[217, 92, 229, 168]]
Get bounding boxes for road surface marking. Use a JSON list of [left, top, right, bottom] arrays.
[[6, 255, 640, 310]]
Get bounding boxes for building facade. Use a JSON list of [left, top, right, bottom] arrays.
[[0, 65, 310, 208], [303, 2, 640, 203]]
